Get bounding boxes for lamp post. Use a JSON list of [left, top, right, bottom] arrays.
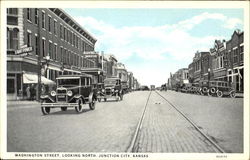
[[208, 68, 211, 81]]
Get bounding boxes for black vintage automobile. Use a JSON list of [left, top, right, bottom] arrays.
[[97, 77, 123, 102], [40, 74, 97, 115], [207, 81, 236, 98]]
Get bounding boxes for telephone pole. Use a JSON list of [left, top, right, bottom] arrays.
[[37, 8, 41, 101]]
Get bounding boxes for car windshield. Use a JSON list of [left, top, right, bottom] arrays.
[[57, 78, 80, 87], [104, 79, 117, 86]]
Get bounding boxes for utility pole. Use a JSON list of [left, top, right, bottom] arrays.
[[37, 8, 41, 101]]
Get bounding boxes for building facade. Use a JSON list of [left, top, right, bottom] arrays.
[[226, 30, 244, 92], [209, 40, 227, 82], [7, 8, 97, 100]]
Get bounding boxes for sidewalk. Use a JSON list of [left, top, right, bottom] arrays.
[[7, 100, 40, 107], [235, 93, 244, 98]]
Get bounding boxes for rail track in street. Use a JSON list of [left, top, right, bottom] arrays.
[[127, 90, 225, 153]]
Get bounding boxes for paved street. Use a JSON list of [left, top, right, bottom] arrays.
[[158, 90, 243, 153], [7, 90, 243, 153], [7, 91, 149, 152]]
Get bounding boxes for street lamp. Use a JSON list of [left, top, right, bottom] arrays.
[[208, 68, 211, 81]]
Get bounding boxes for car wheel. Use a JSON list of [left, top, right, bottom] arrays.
[[217, 90, 223, 98], [61, 107, 67, 111], [89, 98, 96, 110], [230, 90, 236, 98], [207, 90, 212, 96], [41, 107, 50, 115], [104, 98, 107, 102], [97, 98, 101, 102], [75, 98, 83, 113]]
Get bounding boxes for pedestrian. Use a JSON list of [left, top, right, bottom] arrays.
[[26, 85, 31, 100], [30, 84, 35, 100]]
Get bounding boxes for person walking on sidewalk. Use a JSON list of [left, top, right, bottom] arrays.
[[26, 85, 31, 100]]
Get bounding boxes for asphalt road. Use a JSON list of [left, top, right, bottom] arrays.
[[7, 90, 243, 153]]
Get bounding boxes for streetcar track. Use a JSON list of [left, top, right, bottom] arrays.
[[127, 90, 226, 153], [155, 91, 226, 153], [126, 91, 152, 152]]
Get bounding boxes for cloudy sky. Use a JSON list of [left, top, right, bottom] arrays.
[[64, 8, 243, 87]]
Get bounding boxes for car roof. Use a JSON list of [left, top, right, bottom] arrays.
[[56, 73, 92, 80]]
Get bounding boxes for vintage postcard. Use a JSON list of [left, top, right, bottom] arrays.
[[1, 1, 249, 160]]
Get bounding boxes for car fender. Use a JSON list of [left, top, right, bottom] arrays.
[[88, 92, 94, 103], [40, 95, 55, 103]]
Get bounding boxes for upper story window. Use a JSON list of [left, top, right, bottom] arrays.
[[54, 20, 57, 35], [240, 45, 244, 62], [233, 48, 238, 64], [49, 41, 52, 58], [54, 44, 57, 60], [60, 24, 63, 39], [27, 31, 32, 47], [35, 35, 38, 55], [42, 11, 45, 29], [7, 28, 19, 51], [27, 8, 31, 21], [42, 38, 46, 57], [7, 8, 18, 15], [34, 9, 38, 25], [48, 16, 52, 32], [64, 27, 67, 41]]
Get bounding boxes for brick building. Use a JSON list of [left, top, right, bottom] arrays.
[[209, 40, 227, 81], [7, 8, 97, 100], [226, 30, 244, 92]]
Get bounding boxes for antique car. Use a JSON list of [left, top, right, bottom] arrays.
[[199, 80, 210, 95], [40, 74, 97, 115], [97, 77, 123, 102], [207, 81, 236, 98]]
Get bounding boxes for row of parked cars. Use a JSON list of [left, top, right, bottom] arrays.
[[40, 74, 124, 115], [176, 80, 236, 98]]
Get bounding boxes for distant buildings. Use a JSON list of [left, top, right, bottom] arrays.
[[168, 30, 244, 93]]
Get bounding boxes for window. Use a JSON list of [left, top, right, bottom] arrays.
[[64, 27, 66, 41], [60, 24, 63, 39], [233, 49, 238, 63], [42, 39, 46, 57], [7, 28, 19, 50], [42, 11, 45, 29], [12, 28, 19, 50], [27, 8, 31, 21], [54, 20, 57, 35], [54, 44, 57, 60], [27, 31, 31, 47], [7, 8, 18, 15], [48, 16, 51, 32], [60, 47, 63, 62], [67, 29, 70, 43], [49, 41, 52, 58], [76, 36, 78, 48], [35, 35, 38, 55], [240, 46, 244, 62], [35, 9, 38, 25], [73, 34, 75, 46]]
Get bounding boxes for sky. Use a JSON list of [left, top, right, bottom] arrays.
[[64, 8, 243, 87]]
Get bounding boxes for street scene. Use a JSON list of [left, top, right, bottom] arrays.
[[4, 5, 246, 159]]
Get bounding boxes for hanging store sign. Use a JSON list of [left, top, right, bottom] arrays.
[[15, 46, 33, 55]]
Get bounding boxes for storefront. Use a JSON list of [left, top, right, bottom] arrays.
[[227, 66, 244, 92]]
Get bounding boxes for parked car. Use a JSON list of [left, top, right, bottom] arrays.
[[97, 77, 123, 102], [40, 74, 97, 115], [207, 81, 236, 98]]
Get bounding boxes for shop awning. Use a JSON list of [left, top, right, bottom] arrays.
[[23, 72, 56, 85]]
